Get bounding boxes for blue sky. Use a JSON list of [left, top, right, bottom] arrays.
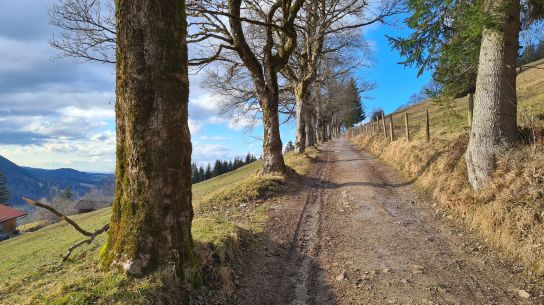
[[359, 18, 432, 115], [0, 1, 430, 173]]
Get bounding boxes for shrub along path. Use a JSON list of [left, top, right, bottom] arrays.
[[235, 137, 543, 305]]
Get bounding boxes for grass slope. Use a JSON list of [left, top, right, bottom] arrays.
[[0, 148, 318, 305], [350, 59, 544, 277], [379, 59, 544, 142]]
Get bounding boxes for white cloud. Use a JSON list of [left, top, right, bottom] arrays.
[[188, 118, 202, 134], [228, 116, 259, 130], [198, 135, 228, 141], [0, 130, 116, 172]]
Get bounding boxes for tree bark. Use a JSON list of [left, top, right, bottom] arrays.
[[294, 85, 307, 154], [465, 0, 520, 190], [305, 112, 316, 148], [260, 91, 286, 173], [227, 0, 303, 175], [102, 0, 198, 284]]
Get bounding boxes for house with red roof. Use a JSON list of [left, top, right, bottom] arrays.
[[0, 204, 26, 234]]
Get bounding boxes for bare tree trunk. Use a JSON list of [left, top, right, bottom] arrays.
[[294, 86, 307, 154], [465, 0, 520, 190], [305, 112, 316, 147], [316, 101, 325, 142], [101, 0, 198, 284], [260, 88, 286, 173]]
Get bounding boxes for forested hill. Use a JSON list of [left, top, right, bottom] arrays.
[[0, 155, 114, 209]]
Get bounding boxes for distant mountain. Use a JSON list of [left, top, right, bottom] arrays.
[[0, 155, 114, 210]]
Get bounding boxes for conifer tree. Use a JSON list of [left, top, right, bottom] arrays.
[[205, 164, 212, 180], [0, 172, 10, 204]]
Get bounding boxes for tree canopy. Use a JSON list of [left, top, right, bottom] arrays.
[[389, 0, 544, 100]]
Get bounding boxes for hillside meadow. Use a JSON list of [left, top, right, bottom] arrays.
[[0, 149, 318, 305]]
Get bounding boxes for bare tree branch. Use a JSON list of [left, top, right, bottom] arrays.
[[23, 197, 110, 262]]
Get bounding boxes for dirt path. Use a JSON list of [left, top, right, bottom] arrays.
[[235, 138, 544, 305]]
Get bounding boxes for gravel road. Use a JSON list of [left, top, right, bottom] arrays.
[[235, 138, 543, 305]]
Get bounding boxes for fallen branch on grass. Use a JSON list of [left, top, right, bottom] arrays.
[[23, 197, 110, 262], [61, 222, 109, 262]]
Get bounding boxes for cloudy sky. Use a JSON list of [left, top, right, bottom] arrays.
[[0, 0, 430, 173]]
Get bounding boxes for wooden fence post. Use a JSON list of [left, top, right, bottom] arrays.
[[404, 112, 410, 142], [381, 113, 387, 138], [467, 93, 474, 128], [425, 110, 430, 142], [389, 114, 394, 141]]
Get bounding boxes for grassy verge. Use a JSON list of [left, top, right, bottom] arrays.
[[0, 148, 318, 305], [350, 60, 544, 276]]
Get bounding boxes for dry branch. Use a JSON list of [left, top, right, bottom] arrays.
[[62, 223, 109, 262], [23, 197, 109, 262]]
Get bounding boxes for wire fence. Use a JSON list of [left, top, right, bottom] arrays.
[[348, 94, 475, 142]]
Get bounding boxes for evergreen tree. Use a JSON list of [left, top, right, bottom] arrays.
[[390, 0, 544, 100], [198, 166, 205, 181], [388, 0, 485, 99], [63, 187, 74, 200], [205, 163, 212, 180], [342, 78, 365, 127], [245, 153, 252, 164], [284, 141, 295, 153], [191, 163, 200, 183], [0, 172, 10, 204], [212, 160, 222, 177]]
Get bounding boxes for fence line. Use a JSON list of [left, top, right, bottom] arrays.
[[349, 105, 444, 142]]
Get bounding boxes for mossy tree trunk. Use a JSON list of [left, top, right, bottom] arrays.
[[465, 0, 520, 190], [259, 87, 286, 173], [102, 0, 198, 283]]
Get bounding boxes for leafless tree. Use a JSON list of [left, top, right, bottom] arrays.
[[312, 57, 374, 141], [282, 0, 402, 153], [49, 0, 115, 63], [187, 0, 305, 174], [51, 0, 304, 174]]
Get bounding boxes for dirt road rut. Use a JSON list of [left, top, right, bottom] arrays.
[[236, 138, 543, 305]]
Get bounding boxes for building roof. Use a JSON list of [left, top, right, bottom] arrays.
[[0, 204, 27, 222], [74, 200, 112, 210]]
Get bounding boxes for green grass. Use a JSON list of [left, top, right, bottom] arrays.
[[0, 149, 318, 305]]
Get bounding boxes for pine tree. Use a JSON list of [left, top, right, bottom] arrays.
[[191, 163, 201, 183], [0, 172, 10, 204], [212, 160, 222, 177], [198, 166, 205, 181], [284, 141, 295, 153], [63, 187, 74, 200], [205, 164, 212, 180], [342, 78, 365, 127], [245, 153, 252, 164], [388, 0, 484, 99]]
